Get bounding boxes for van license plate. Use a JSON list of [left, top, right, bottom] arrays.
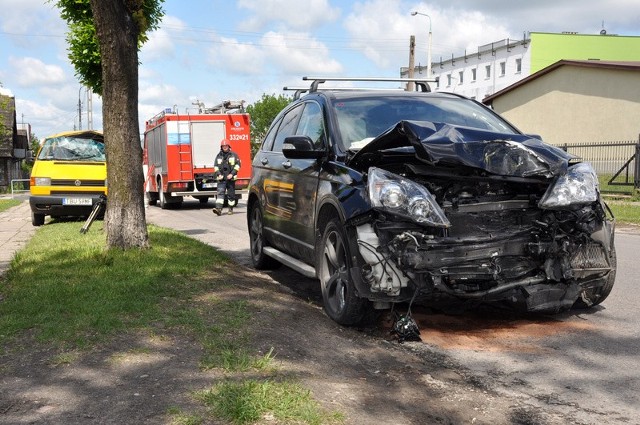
[[63, 197, 92, 206]]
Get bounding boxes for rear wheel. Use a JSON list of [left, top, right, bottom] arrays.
[[198, 197, 209, 204], [146, 191, 157, 206], [158, 177, 168, 209], [248, 203, 280, 269], [318, 218, 369, 325], [32, 212, 45, 226]]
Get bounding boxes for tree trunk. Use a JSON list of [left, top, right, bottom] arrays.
[[90, 0, 149, 249]]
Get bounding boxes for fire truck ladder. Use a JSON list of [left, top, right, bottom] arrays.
[[177, 121, 193, 180]]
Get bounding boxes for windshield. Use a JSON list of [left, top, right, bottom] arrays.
[[332, 95, 519, 150], [37, 135, 105, 161]]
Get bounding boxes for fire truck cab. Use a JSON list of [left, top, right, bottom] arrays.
[[143, 100, 252, 209]]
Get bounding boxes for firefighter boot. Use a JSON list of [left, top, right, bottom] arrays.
[[212, 207, 222, 216]]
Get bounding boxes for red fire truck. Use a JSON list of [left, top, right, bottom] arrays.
[[143, 101, 252, 209]]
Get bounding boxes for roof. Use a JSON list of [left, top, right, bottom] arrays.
[[44, 129, 104, 140], [483, 60, 640, 104]]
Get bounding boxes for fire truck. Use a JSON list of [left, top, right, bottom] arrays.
[[143, 100, 252, 209]]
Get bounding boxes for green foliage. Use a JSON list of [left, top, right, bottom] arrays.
[[53, 0, 164, 94], [245, 93, 292, 156]]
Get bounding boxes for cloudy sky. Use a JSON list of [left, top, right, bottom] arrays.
[[1, 0, 638, 139]]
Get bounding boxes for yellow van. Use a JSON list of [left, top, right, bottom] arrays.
[[29, 130, 107, 226]]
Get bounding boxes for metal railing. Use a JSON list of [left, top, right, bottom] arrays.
[[560, 137, 640, 192], [10, 179, 30, 198]]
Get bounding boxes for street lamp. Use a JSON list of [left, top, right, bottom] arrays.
[[411, 11, 432, 77]]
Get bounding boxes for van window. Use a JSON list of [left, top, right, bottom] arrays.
[[38, 135, 105, 161]]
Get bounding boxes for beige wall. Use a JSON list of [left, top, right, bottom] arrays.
[[490, 66, 640, 145]]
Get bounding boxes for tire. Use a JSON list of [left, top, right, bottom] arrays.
[[575, 245, 617, 308], [198, 197, 209, 204], [32, 212, 45, 226], [159, 177, 169, 210], [146, 192, 157, 206], [318, 218, 370, 326], [248, 203, 280, 269]]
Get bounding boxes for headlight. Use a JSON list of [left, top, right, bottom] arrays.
[[538, 162, 599, 209], [33, 177, 51, 186], [367, 167, 450, 227]]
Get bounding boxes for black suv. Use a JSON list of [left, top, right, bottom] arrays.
[[246, 77, 616, 326]]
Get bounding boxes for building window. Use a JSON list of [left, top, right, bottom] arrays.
[[458, 71, 464, 84], [500, 62, 506, 76], [471, 68, 477, 81], [485, 65, 491, 79], [515, 58, 522, 73], [447, 74, 452, 86]]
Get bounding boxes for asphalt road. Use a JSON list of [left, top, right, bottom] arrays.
[[145, 196, 640, 423]]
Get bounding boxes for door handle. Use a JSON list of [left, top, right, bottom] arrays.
[[261, 157, 269, 165], [282, 160, 292, 169]]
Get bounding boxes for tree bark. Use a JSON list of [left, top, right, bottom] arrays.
[[90, 0, 149, 249]]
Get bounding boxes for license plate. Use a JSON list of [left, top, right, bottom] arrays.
[[63, 197, 92, 206], [202, 183, 216, 188]]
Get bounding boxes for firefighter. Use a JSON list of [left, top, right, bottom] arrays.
[[212, 138, 241, 215]]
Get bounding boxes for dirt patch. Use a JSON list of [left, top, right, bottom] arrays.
[[0, 265, 591, 425], [405, 310, 598, 353]]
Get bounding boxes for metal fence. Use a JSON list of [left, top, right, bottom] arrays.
[[560, 137, 640, 192], [10, 179, 30, 198]]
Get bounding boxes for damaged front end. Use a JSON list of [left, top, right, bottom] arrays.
[[348, 121, 616, 314]]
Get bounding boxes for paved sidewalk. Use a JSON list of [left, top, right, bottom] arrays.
[[0, 199, 37, 277]]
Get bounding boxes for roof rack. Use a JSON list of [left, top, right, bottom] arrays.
[[284, 76, 437, 100], [192, 99, 245, 114]]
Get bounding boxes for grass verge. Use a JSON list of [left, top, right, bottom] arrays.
[[0, 198, 21, 212], [196, 379, 344, 425], [0, 220, 342, 424]]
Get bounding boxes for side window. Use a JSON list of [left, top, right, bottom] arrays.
[[296, 102, 325, 149], [261, 117, 281, 152], [272, 104, 303, 153]]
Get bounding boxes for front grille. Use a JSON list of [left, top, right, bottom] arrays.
[[52, 179, 105, 187], [50, 190, 106, 195], [571, 243, 609, 269]]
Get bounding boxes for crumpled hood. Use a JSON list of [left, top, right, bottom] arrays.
[[349, 120, 575, 178]]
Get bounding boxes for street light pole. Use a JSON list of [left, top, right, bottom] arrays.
[[77, 86, 83, 131], [411, 11, 432, 77]]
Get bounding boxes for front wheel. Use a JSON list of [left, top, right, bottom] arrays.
[[318, 218, 369, 326], [248, 203, 280, 269], [32, 212, 45, 226]]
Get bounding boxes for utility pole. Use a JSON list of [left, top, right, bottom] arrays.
[[407, 36, 416, 91], [77, 86, 82, 130], [87, 89, 93, 130]]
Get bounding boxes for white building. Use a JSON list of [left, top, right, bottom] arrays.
[[401, 31, 640, 101]]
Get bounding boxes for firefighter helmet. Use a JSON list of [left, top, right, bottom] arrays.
[[220, 138, 230, 148]]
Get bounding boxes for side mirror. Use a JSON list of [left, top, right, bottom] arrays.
[[282, 136, 324, 159], [25, 151, 35, 164]]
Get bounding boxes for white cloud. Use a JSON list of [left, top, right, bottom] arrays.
[[261, 31, 343, 74], [9, 57, 67, 87], [208, 37, 265, 75], [141, 15, 187, 62], [237, 0, 340, 30], [344, 0, 511, 69]]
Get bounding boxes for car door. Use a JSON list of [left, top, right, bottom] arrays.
[[281, 101, 326, 264], [257, 104, 304, 254]]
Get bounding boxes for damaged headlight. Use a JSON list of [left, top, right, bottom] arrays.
[[539, 162, 599, 209], [367, 167, 450, 227]]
